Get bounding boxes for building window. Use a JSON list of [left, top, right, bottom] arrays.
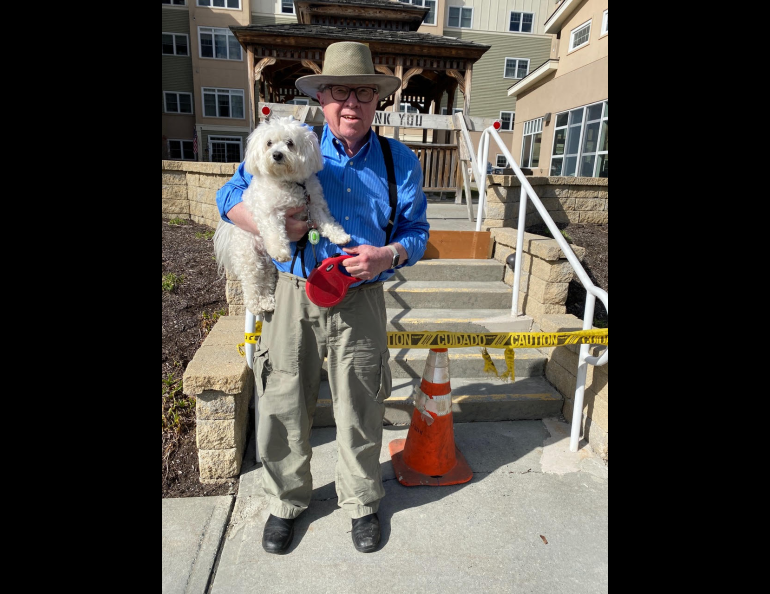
[[521, 117, 543, 169], [203, 88, 245, 119], [169, 139, 195, 160], [164, 92, 193, 114], [499, 111, 514, 131], [399, 103, 421, 114], [197, 0, 240, 8], [281, 0, 294, 13], [447, 6, 472, 29], [162, 1, 186, 5], [441, 107, 463, 115], [199, 27, 242, 61], [286, 98, 309, 105], [504, 58, 529, 79], [400, 0, 436, 25], [209, 136, 243, 162], [496, 155, 508, 168], [550, 101, 608, 177], [601, 10, 608, 36], [569, 20, 592, 51], [162, 33, 189, 56], [509, 12, 534, 33]]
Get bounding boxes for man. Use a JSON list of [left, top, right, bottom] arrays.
[[216, 42, 430, 554]]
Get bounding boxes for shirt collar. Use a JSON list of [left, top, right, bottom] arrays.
[[321, 125, 374, 161]]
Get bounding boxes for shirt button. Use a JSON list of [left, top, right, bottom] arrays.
[[345, 216, 349, 221], [347, 188, 351, 192]]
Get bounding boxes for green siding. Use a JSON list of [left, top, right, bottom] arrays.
[[162, 7, 190, 33], [250, 14, 297, 25], [442, 30, 551, 119]]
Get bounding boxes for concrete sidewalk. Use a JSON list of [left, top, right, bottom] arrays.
[[162, 418, 608, 594]]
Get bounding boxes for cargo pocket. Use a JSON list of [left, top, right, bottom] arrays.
[[253, 347, 272, 398], [375, 349, 392, 404]]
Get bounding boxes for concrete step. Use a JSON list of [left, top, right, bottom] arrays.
[[386, 308, 514, 333], [384, 280, 513, 309], [393, 258, 504, 282], [388, 346, 545, 379], [313, 375, 562, 427]]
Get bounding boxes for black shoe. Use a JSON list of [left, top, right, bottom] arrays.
[[351, 513, 380, 553], [262, 514, 295, 555]]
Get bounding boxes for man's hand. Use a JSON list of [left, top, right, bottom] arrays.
[[286, 206, 308, 242], [341, 245, 394, 280]]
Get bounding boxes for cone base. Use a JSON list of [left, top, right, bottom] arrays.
[[388, 438, 473, 487]]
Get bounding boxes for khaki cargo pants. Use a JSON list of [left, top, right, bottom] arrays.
[[253, 271, 392, 520]]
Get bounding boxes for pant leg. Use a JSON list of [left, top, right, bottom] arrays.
[[326, 282, 392, 519], [254, 273, 326, 519]]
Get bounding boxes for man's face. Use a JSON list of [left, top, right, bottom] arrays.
[[317, 85, 379, 151]]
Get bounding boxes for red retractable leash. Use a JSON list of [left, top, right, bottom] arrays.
[[305, 253, 362, 307]]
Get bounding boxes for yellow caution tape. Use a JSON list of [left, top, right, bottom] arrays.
[[480, 347, 517, 382], [242, 326, 607, 349]]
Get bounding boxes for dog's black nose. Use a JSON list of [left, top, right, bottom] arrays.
[[272, 152, 283, 162]]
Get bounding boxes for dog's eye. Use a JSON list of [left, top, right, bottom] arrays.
[[266, 140, 272, 147], [286, 139, 294, 148]]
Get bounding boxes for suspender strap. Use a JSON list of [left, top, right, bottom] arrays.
[[291, 233, 309, 279], [376, 134, 398, 245]]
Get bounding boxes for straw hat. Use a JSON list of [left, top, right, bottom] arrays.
[[295, 42, 402, 99]]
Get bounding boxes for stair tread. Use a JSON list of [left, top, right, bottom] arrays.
[[389, 346, 544, 358], [384, 280, 511, 291], [387, 308, 512, 320]]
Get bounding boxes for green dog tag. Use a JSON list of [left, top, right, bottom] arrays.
[[308, 229, 320, 245]]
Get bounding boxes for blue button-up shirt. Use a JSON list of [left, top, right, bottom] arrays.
[[216, 125, 430, 284]]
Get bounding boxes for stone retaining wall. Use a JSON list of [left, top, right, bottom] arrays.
[[484, 176, 608, 229], [162, 160, 238, 228]]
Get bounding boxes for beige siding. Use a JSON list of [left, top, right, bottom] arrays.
[[445, 0, 555, 35], [443, 30, 551, 119], [162, 7, 190, 33]]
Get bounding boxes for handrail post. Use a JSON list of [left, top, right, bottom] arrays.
[[475, 131, 490, 232], [510, 184, 528, 317], [244, 310, 261, 463]]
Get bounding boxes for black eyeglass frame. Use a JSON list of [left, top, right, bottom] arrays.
[[323, 85, 379, 103]]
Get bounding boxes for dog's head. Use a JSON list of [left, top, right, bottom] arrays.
[[244, 116, 323, 181]]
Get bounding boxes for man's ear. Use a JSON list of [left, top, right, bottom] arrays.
[[316, 92, 325, 106]]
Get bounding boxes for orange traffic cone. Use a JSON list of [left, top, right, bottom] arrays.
[[389, 348, 473, 486]]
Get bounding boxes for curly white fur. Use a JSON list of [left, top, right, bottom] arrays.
[[213, 116, 350, 314]]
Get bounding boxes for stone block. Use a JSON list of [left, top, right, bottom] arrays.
[[550, 210, 572, 225], [226, 280, 244, 303], [229, 304, 247, 315], [162, 172, 186, 186], [163, 185, 188, 201], [183, 345, 252, 396], [550, 344, 579, 373], [162, 160, 185, 171], [583, 417, 608, 461], [539, 314, 584, 333], [570, 188, 604, 199], [162, 199, 189, 216], [527, 275, 569, 304], [584, 388, 608, 431], [579, 211, 609, 224], [538, 186, 571, 199], [587, 362, 609, 400], [196, 413, 248, 450], [198, 447, 243, 479], [485, 202, 519, 220], [197, 390, 240, 420], [545, 357, 577, 400], [574, 198, 605, 211], [201, 175, 232, 190], [519, 292, 566, 317], [483, 219, 505, 228]]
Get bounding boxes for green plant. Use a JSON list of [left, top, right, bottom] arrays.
[[196, 229, 215, 240], [162, 273, 184, 292], [561, 230, 573, 244], [162, 374, 196, 433], [168, 217, 186, 226], [201, 307, 227, 335], [594, 319, 608, 329]]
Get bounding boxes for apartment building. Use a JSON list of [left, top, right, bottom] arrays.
[[162, 1, 558, 167], [507, 0, 608, 177]]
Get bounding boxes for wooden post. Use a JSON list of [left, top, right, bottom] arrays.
[[463, 64, 473, 115], [392, 57, 404, 139]]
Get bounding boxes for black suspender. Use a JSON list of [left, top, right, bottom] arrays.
[[376, 134, 398, 245]]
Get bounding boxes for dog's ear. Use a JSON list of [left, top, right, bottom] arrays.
[[244, 125, 267, 175], [301, 125, 323, 173]]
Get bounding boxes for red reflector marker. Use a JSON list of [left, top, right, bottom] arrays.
[[261, 106, 271, 116], [493, 120, 501, 130]]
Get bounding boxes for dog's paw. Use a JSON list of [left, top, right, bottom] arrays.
[[328, 232, 352, 246], [273, 249, 292, 263], [258, 295, 276, 313]]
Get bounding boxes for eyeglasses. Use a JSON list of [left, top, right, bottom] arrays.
[[324, 85, 378, 103]]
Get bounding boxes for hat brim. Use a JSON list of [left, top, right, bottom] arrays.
[[295, 75, 402, 100]]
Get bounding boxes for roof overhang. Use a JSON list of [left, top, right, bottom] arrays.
[[544, 0, 580, 35], [507, 59, 559, 98], [295, 0, 429, 31]]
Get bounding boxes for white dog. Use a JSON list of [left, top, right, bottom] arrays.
[[213, 116, 350, 314]]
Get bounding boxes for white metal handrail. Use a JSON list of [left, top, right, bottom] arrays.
[[245, 311, 261, 463], [475, 126, 608, 453]]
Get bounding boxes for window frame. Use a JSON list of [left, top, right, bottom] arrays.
[[164, 91, 194, 114], [600, 10, 608, 37], [286, 98, 309, 105], [549, 100, 608, 178], [196, 0, 241, 9], [503, 58, 530, 80], [447, 6, 473, 29], [280, 0, 294, 14], [400, 0, 436, 26], [495, 154, 509, 169], [440, 107, 464, 115], [202, 87, 245, 119], [168, 139, 196, 161], [208, 135, 243, 163], [569, 19, 592, 52], [162, 32, 189, 56], [162, 1, 187, 5], [520, 117, 543, 169], [198, 26, 243, 61], [499, 111, 515, 131], [508, 11, 534, 33]]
